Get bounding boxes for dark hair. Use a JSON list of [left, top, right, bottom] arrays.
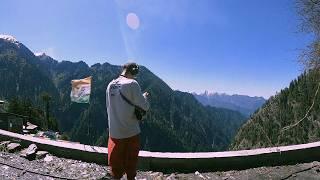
[[123, 62, 139, 76]]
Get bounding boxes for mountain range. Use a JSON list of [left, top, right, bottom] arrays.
[[0, 35, 246, 152], [193, 92, 266, 117]]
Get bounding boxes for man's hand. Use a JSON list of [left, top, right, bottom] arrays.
[[143, 92, 150, 98]]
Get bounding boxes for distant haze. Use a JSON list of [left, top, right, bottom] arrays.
[[193, 91, 266, 117]]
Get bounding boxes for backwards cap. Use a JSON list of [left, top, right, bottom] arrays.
[[123, 62, 139, 76]]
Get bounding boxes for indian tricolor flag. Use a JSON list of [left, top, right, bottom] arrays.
[[70, 76, 92, 103]]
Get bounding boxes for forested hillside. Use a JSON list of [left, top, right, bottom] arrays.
[[231, 69, 320, 150], [231, 0, 320, 150]]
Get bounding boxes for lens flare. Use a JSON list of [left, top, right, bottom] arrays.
[[126, 13, 140, 30]]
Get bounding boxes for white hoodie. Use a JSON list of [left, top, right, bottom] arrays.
[[106, 76, 150, 139]]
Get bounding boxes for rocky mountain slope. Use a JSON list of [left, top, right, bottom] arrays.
[[0, 35, 246, 152], [193, 92, 266, 117]]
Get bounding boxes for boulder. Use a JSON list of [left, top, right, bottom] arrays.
[[7, 143, 21, 153], [44, 154, 53, 162], [20, 144, 37, 160], [36, 151, 48, 159]]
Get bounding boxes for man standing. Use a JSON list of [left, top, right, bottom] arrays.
[[106, 62, 150, 180]]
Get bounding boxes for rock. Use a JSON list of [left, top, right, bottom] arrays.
[[150, 172, 163, 179], [1, 165, 9, 171], [0, 141, 11, 147], [36, 151, 48, 159], [44, 155, 53, 162], [98, 173, 112, 180], [20, 144, 37, 160], [195, 171, 207, 179], [7, 143, 21, 153], [166, 173, 176, 180], [0, 141, 10, 152]]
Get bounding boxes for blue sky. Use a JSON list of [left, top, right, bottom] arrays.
[[0, 0, 313, 98]]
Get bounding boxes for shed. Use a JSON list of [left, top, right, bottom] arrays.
[[0, 113, 25, 133]]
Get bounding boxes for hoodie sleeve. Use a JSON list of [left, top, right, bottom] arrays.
[[130, 81, 150, 111]]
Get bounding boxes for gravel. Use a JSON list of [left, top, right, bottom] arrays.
[[0, 150, 319, 179], [0, 152, 108, 179]]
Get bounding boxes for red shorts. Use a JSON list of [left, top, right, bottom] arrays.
[[108, 134, 140, 180]]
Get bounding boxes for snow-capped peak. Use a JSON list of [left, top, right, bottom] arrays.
[[0, 34, 19, 45], [196, 91, 228, 97], [35, 52, 55, 61], [35, 52, 47, 57]]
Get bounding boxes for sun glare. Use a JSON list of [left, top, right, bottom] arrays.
[[126, 13, 140, 30]]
